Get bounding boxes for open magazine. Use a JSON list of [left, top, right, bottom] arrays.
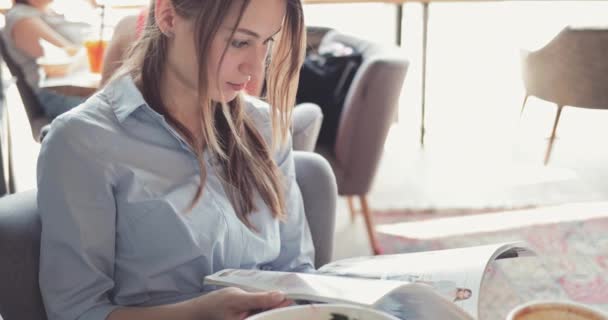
[[205, 242, 534, 320]]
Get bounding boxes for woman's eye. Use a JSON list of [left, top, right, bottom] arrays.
[[231, 40, 249, 48], [263, 37, 276, 46]]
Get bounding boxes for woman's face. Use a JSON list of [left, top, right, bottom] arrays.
[[456, 289, 471, 300], [169, 0, 286, 103]]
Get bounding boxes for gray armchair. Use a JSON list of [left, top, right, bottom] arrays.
[[312, 30, 409, 255], [0, 152, 336, 320], [520, 26, 608, 165], [294, 151, 337, 267]]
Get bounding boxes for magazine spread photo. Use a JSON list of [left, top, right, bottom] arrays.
[[204, 242, 534, 320]]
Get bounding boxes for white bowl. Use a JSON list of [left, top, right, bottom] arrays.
[[247, 303, 400, 320]]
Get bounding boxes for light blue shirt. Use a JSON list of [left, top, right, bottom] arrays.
[[37, 76, 315, 320]]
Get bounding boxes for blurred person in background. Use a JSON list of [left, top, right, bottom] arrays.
[[1, 0, 92, 118]]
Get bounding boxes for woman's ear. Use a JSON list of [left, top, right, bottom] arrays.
[[155, 0, 176, 37]]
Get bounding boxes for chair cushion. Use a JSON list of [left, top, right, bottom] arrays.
[[0, 190, 47, 320]]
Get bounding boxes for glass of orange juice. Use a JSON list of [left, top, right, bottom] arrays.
[[84, 38, 108, 74]]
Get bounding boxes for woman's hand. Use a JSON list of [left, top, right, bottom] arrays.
[[194, 287, 293, 320], [106, 287, 292, 320]]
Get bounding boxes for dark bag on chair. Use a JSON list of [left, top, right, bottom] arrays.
[[296, 50, 362, 148]]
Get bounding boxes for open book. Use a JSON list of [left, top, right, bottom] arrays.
[[205, 242, 534, 320]]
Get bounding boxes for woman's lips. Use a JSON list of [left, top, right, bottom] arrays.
[[227, 82, 247, 91]]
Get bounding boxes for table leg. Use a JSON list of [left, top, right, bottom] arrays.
[[395, 3, 403, 46], [420, 2, 429, 147], [394, 3, 405, 122]]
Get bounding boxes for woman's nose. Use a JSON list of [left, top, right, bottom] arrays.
[[241, 48, 266, 81]]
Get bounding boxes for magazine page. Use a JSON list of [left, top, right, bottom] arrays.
[[205, 269, 473, 320], [374, 284, 473, 320], [318, 242, 531, 318], [205, 269, 405, 306]]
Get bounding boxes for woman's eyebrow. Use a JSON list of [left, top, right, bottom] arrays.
[[233, 27, 282, 40]]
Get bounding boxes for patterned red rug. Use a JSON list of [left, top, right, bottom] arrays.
[[374, 209, 608, 319]]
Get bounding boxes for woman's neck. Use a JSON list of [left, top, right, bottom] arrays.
[[159, 68, 204, 142], [161, 68, 199, 114]]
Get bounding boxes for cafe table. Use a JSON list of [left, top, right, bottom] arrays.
[[38, 49, 101, 98], [39, 69, 100, 98]]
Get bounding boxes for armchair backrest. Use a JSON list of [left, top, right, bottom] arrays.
[[521, 27, 608, 109], [0, 190, 45, 320], [293, 151, 337, 267], [320, 31, 409, 195], [0, 153, 336, 320]]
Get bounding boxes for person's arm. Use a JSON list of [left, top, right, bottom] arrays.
[[267, 130, 316, 272], [101, 15, 138, 86], [12, 16, 76, 58], [38, 115, 122, 320], [108, 287, 291, 320]]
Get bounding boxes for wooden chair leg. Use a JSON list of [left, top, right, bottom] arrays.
[[359, 195, 382, 255], [544, 105, 563, 166], [519, 94, 529, 117], [347, 196, 357, 222]]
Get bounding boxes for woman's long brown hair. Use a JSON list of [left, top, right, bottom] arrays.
[[122, 0, 305, 228]]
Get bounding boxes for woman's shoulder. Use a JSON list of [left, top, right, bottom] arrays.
[[243, 96, 277, 143], [243, 95, 272, 125], [5, 4, 42, 23], [43, 94, 121, 153], [243, 95, 292, 162]]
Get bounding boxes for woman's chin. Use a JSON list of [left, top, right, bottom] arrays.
[[211, 92, 239, 104]]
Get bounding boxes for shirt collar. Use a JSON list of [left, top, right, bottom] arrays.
[[105, 75, 150, 123]]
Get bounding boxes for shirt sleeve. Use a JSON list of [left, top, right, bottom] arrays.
[[6, 4, 41, 23], [37, 115, 120, 320], [268, 132, 316, 273]]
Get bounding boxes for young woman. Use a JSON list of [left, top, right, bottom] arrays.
[[100, 3, 323, 151], [37, 0, 314, 320], [2, 0, 90, 118]]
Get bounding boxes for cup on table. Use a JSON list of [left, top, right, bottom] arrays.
[[84, 38, 108, 74], [507, 301, 607, 320]]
